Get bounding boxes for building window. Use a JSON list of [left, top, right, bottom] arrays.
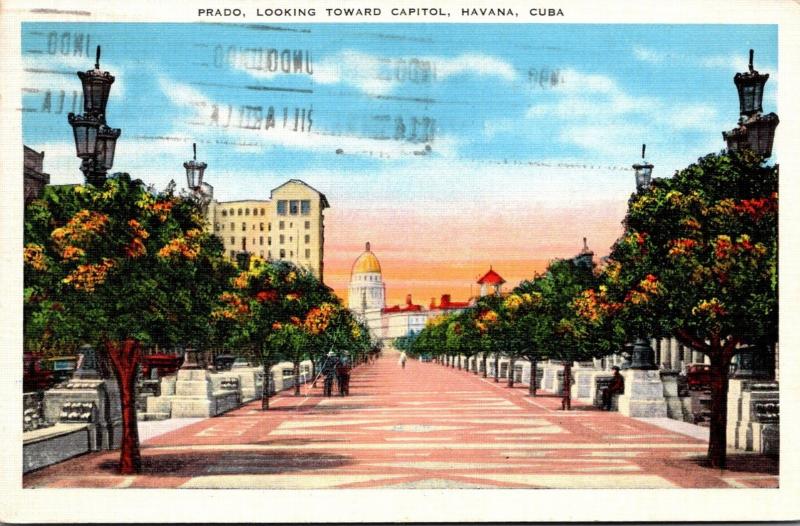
[[230, 250, 235, 258], [279, 249, 286, 258], [261, 208, 265, 216], [268, 250, 272, 259], [230, 222, 234, 230], [304, 234, 310, 244], [279, 221, 285, 230], [290, 250, 294, 257], [289, 200, 299, 215], [221, 210, 227, 217], [289, 222, 293, 228], [259, 223, 264, 231], [245, 208, 250, 216], [229, 208, 234, 216], [304, 221, 311, 229], [268, 223, 272, 231], [268, 236, 272, 246], [277, 200, 287, 215], [301, 200, 311, 215], [279, 235, 285, 244], [242, 237, 247, 250], [230, 237, 235, 244], [289, 236, 293, 242], [260, 251, 264, 257], [259, 236, 263, 246], [214, 223, 220, 231], [305, 248, 311, 258], [252, 224, 256, 230], [220, 223, 225, 231], [238, 208, 242, 216], [241, 223, 246, 232]]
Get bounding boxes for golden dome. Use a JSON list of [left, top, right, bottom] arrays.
[[352, 242, 381, 274]]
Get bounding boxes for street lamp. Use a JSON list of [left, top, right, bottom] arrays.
[[632, 144, 653, 192], [68, 45, 121, 187], [722, 49, 779, 158], [184, 143, 208, 192], [628, 337, 658, 370]]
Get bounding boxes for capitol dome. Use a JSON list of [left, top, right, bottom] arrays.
[[348, 241, 385, 313], [352, 242, 382, 274]]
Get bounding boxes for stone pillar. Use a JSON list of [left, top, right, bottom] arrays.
[[670, 339, 680, 371], [616, 369, 668, 418], [660, 339, 670, 370]]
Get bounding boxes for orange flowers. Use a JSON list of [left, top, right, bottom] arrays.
[[573, 286, 621, 323], [125, 237, 147, 259], [23, 244, 47, 271], [158, 236, 199, 260], [212, 291, 249, 320], [51, 209, 109, 258], [62, 258, 115, 292], [149, 200, 174, 222], [255, 290, 278, 302], [692, 298, 727, 319], [668, 238, 699, 257], [303, 302, 336, 335]]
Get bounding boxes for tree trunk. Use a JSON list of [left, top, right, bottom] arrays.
[[457, 355, 462, 370], [494, 353, 499, 382], [105, 339, 142, 475], [561, 362, 572, 410], [293, 360, 301, 396], [707, 347, 733, 469], [482, 354, 488, 378], [507, 357, 515, 387], [261, 359, 271, 410], [311, 359, 317, 387], [529, 359, 537, 396]]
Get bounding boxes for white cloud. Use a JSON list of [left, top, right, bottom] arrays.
[[233, 50, 518, 96], [24, 52, 128, 99], [633, 46, 665, 65], [156, 76, 460, 159]]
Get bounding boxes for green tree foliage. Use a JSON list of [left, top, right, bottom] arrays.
[[24, 174, 230, 474], [602, 150, 777, 467]]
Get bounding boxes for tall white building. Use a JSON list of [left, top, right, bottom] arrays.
[[348, 242, 386, 312]]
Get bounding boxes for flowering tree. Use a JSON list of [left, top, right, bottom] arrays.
[[498, 291, 545, 390], [24, 174, 229, 474], [515, 258, 605, 408], [604, 150, 777, 467], [215, 261, 344, 405]]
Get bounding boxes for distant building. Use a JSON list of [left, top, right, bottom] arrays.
[[206, 180, 329, 280], [347, 241, 502, 342], [24, 146, 50, 205], [476, 267, 506, 296]]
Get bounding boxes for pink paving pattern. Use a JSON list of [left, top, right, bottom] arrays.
[[24, 352, 778, 489]]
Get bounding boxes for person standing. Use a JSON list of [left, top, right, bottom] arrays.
[[602, 366, 625, 410], [398, 351, 407, 369]]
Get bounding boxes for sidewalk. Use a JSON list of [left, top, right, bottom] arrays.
[[24, 351, 778, 489]]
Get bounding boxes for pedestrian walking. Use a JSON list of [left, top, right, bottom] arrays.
[[320, 351, 339, 397], [398, 351, 407, 369], [336, 358, 352, 396]]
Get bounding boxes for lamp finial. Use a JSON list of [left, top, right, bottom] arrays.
[[749, 49, 754, 72], [95, 45, 101, 69]]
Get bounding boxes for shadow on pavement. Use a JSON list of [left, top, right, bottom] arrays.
[[97, 450, 353, 476], [685, 453, 779, 474]]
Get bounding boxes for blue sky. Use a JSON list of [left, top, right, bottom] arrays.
[[22, 23, 777, 204], [21, 23, 779, 299]]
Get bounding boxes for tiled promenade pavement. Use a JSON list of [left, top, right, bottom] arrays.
[[24, 351, 778, 489]]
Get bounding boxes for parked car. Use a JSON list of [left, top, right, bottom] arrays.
[[686, 363, 711, 391], [41, 355, 78, 384], [141, 353, 183, 379], [23, 352, 55, 392]]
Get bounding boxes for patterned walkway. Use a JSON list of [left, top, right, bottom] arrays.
[[24, 351, 778, 489]]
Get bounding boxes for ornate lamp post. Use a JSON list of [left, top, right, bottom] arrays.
[[68, 46, 121, 187], [723, 49, 779, 157], [632, 144, 653, 192], [628, 337, 658, 370], [184, 143, 208, 194]]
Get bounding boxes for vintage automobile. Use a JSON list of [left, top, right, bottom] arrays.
[[41, 355, 79, 384], [140, 353, 183, 379], [686, 363, 712, 391]]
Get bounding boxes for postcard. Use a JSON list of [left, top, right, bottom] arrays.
[[1, 0, 799, 522]]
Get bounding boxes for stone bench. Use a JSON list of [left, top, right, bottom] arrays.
[[23, 423, 92, 473]]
